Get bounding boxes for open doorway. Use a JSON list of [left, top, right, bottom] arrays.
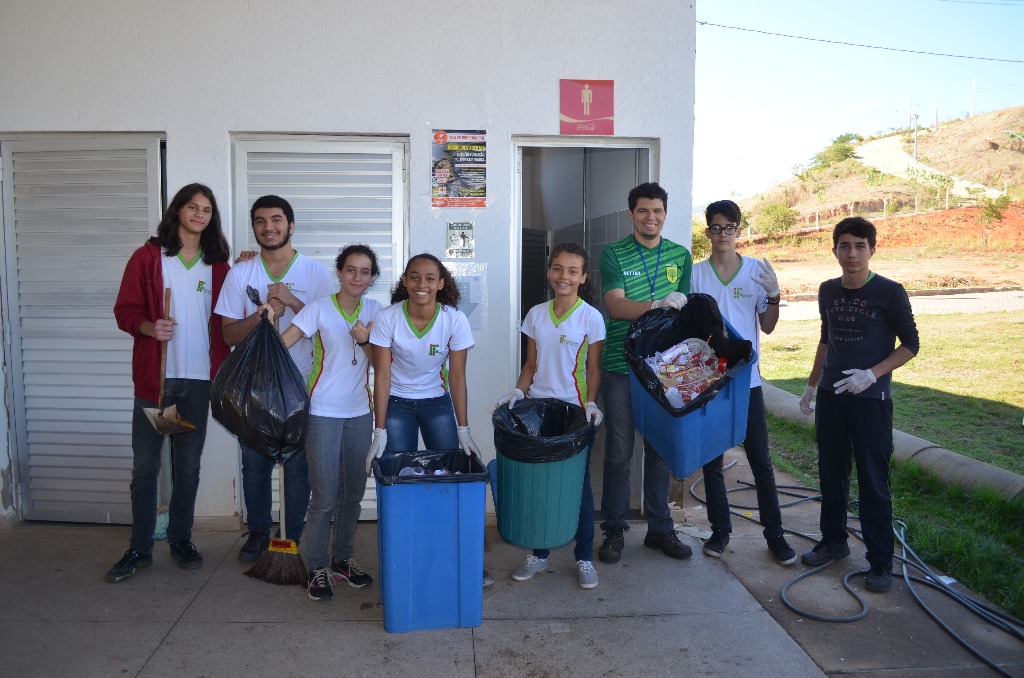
[[514, 138, 655, 518]]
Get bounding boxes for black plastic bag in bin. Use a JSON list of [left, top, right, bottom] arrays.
[[624, 293, 753, 417], [492, 398, 595, 463], [210, 314, 309, 463], [373, 449, 488, 485]]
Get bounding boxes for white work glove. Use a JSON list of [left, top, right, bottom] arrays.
[[495, 388, 525, 409], [652, 291, 688, 310], [834, 368, 876, 395], [457, 425, 481, 456], [799, 385, 816, 415], [753, 258, 781, 298], [584, 402, 603, 426], [365, 428, 387, 474]]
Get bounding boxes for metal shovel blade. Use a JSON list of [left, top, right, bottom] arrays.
[[143, 404, 198, 435]]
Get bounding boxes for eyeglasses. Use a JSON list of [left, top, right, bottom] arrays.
[[707, 225, 739, 235]]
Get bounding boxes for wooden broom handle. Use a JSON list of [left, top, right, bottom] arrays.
[[278, 463, 287, 540], [158, 287, 170, 416]]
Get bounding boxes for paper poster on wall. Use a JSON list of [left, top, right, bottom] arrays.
[[432, 130, 487, 208], [447, 262, 486, 331], [559, 79, 614, 135], [446, 222, 475, 259]]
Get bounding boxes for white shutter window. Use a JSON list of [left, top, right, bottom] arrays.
[[1, 135, 163, 522], [232, 137, 409, 519]]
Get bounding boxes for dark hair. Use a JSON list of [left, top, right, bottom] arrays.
[[336, 244, 380, 283], [149, 183, 229, 264], [832, 216, 877, 248], [390, 253, 461, 307], [250, 194, 295, 225], [628, 182, 668, 212], [704, 199, 741, 227], [548, 242, 595, 305]]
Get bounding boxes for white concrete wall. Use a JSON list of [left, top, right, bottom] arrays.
[[0, 0, 697, 521]]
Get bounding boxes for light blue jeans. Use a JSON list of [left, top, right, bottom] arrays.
[[299, 412, 373, 570]]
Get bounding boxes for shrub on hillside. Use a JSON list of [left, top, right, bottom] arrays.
[[756, 202, 799, 236]]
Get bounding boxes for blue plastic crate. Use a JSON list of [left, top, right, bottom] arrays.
[[374, 450, 487, 633], [628, 319, 755, 479]]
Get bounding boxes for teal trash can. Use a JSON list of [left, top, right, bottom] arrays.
[[373, 449, 488, 633], [491, 398, 594, 550]]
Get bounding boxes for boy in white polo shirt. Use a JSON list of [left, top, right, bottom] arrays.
[[216, 195, 335, 562]]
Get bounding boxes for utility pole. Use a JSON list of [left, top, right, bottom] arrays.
[[913, 113, 920, 161]]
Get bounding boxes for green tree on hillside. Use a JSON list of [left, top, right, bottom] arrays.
[[757, 202, 799, 236]]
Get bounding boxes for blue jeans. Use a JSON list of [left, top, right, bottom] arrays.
[[815, 388, 895, 567], [300, 412, 373, 570], [129, 379, 210, 554], [702, 387, 785, 540], [534, 447, 595, 562], [384, 393, 459, 452], [241, 443, 310, 543], [599, 372, 674, 533]]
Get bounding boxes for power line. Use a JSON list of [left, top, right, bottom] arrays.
[[696, 21, 1024, 63]]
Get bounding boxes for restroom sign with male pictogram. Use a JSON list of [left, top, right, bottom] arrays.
[[559, 79, 614, 135]]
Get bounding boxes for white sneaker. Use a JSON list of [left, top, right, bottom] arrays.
[[577, 560, 598, 589], [511, 555, 548, 581]]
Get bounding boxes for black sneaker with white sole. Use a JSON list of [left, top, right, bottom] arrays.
[[307, 568, 334, 601], [105, 549, 152, 583], [702, 531, 730, 558], [169, 539, 203, 569], [330, 557, 373, 588], [767, 536, 798, 565]]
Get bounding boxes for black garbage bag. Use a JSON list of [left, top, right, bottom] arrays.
[[624, 293, 753, 417], [372, 449, 488, 485], [492, 398, 594, 463], [210, 313, 309, 463]]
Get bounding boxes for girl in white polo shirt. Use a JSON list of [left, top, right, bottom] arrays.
[[366, 253, 481, 465], [279, 245, 381, 602], [496, 242, 605, 589]]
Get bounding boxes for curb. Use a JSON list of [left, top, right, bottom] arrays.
[[760, 382, 1024, 503], [785, 285, 1023, 303]]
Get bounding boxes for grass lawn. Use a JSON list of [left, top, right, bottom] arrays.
[[759, 310, 1024, 619]]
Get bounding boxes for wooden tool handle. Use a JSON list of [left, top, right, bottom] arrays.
[[158, 287, 170, 415], [278, 463, 287, 540]]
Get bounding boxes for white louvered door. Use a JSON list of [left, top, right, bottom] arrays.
[[232, 137, 409, 520], [1, 136, 163, 522]]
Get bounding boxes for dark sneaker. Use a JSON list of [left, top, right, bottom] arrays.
[[767, 536, 798, 565], [238, 530, 268, 563], [702, 531, 730, 558], [307, 568, 334, 601], [865, 563, 893, 593], [483, 570, 494, 588], [644, 530, 693, 560], [598, 527, 625, 564], [105, 549, 152, 583], [169, 539, 203, 569], [800, 539, 851, 566], [330, 557, 373, 588]]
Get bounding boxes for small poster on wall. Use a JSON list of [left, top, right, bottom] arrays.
[[559, 79, 614, 135], [432, 130, 487, 208], [446, 222, 475, 259]]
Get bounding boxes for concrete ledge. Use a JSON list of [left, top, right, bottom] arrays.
[[786, 285, 1023, 303], [762, 381, 1024, 503]]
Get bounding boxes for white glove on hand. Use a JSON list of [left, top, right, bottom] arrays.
[[365, 428, 387, 474], [834, 368, 876, 395], [456, 425, 481, 456], [652, 291, 688, 310], [799, 385, 816, 415], [495, 388, 524, 409], [753, 258, 781, 298], [584, 402, 604, 426]]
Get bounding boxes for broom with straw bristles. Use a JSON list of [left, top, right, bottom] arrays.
[[245, 461, 307, 586]]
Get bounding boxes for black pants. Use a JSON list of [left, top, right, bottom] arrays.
[[702, 387, 785, 540], [814, 388, 895, 567]]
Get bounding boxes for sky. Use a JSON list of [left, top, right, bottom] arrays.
[[692, 0, 1024, 208]]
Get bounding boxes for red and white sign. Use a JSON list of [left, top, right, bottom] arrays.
[[560, 79, 614, 135]]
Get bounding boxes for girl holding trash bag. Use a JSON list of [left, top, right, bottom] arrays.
[[366, 253, 480, 464], [273, 245, 382, 602], [496, 242, 606, 590]]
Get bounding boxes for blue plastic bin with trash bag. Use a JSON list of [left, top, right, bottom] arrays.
[[373, 449, 488, 633], [624, 293, 755, 479], [490, 398, 594, 549]]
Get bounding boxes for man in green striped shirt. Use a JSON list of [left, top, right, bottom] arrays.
[[598, 182, 694, 564]]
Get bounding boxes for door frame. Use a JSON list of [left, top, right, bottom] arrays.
[[509, 135, 659, 381]]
